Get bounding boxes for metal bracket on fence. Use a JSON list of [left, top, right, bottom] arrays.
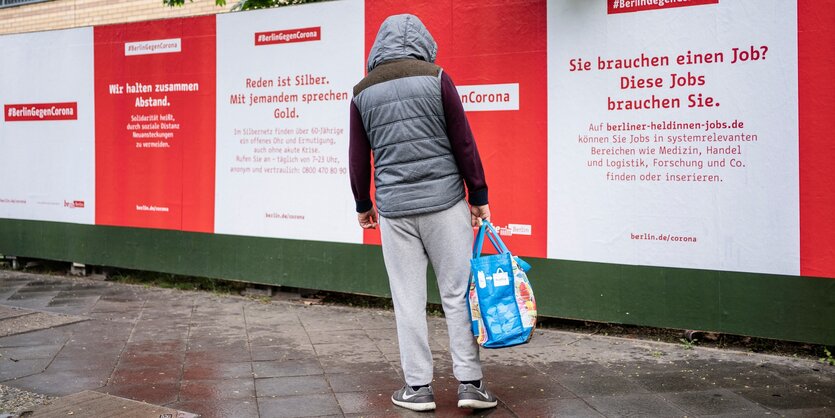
[[242, 285, 274, 298], [2, 255, 21, 270], [70, 262, 88, 276]]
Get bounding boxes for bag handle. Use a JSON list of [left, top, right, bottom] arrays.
[[485, 221, 510, 254], [473, 220, 510, 258]]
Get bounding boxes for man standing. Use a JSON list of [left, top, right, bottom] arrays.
[[349, 14, 497, 412]]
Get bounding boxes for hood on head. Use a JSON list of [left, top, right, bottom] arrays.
[[367, 14, 437, 72]]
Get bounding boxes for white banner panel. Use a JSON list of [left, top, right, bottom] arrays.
[[547, 0, 799, 275], [215, 0, 364, 243], [0, 28, 95, 224]]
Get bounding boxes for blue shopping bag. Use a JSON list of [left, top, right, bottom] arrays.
[[467, 221, 537, 348]]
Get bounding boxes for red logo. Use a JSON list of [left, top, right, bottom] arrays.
[[609, 0, 718, 14], [64, 200, 85, 209], [255, 27, 321, 46], [5, 102, 78, 122]]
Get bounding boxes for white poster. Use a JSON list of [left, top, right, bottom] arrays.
[[547, 0, 799, 275], [215, 0, 364, 243], [0, 28, 95, 224]]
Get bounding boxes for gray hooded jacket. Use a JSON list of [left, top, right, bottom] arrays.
[[352, 14, 464, 218]]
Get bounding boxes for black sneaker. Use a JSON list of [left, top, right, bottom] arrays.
[[457, 381, 498, 409], [391, 385, 436, 411]]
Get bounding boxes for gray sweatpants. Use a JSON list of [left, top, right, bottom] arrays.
[[379, 199, 483, 386]]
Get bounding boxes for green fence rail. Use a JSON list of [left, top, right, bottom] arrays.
[[1, 218, 833, 346]]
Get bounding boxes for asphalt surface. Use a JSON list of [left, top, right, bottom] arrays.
[[0, 270, 833, 417]]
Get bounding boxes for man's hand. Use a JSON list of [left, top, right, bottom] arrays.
[[358, 208, 378, 229], [470, 204, 490, 227]]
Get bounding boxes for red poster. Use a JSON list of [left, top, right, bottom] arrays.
[[364, 0, 548, 258], [799, 0, 835, 278], [94, 16, 216, 232]]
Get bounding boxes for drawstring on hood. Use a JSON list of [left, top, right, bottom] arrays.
[[367, 14, 437, 73]]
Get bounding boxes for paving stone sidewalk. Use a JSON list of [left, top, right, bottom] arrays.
[[0, 270, 833, 417]]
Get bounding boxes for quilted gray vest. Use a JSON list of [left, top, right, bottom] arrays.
[[353, 14, 464, 218]]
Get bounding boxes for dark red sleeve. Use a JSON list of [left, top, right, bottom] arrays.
[[349, 101, 373, 213], [441, 71, 489, 206]]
